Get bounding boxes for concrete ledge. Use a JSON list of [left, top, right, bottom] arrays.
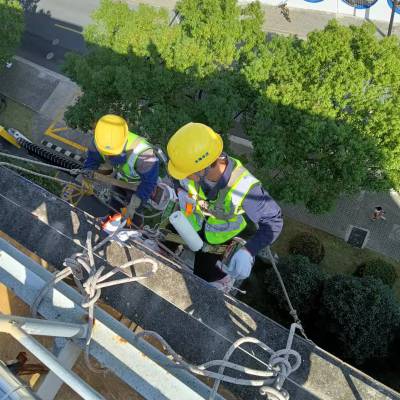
[[0, 166, 398, 400]]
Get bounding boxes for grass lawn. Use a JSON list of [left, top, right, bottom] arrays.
[[271, 217, 400, 297], [0, 98, 35, 136]]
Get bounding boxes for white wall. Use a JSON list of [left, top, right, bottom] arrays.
[[240, 0, 400, 23]]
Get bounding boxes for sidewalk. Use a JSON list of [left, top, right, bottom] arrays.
[[0, 56, 91, 151], [129, 0, 400, 38], [283, 192, 400, 261], [262, 4, 400, 38]]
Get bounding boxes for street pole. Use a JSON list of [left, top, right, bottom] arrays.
[[388, 0, 398, 36]]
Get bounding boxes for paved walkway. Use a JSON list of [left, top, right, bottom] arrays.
[[262, 4, 400, 38], [283, 192, 400, 261]]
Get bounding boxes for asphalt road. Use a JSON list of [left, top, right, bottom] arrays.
[[17, 0, 99, 71], [17, 0, 177, 72]]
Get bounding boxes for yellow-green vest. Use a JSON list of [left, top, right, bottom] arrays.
[[99, 131, 152, 183], [179, 158, 259, 245]]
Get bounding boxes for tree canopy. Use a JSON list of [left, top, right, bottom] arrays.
[[0, 0, 24, 68], [64, 0, 400, 213], [244, 21, 400, 212], [265, 255, 327, 319], [64, 0, 263, 146], [320, 275, 400, 365]]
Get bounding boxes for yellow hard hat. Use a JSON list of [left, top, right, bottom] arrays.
[[94, 114, 128, 156], [167, 123, 223, 180]]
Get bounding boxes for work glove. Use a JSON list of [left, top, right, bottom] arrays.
[[225, 248, 254, 280], [177, 189, 196, 214], [126, 194, 142, 219]]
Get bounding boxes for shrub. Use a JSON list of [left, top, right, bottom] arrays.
[[265, 255, 327, 319], [355, 259, 398, 288], [320, 275, 400, 365], [289, 232, 325, 264]]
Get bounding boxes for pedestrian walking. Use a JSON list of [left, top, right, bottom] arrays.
[[371, 206, 386, 221]]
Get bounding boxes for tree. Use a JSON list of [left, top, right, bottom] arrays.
[[289, 232, 325, 264], [355, 258, 398, 287], [243, 21, 400, 213], [264, 255, 327, 320], [0, 0, 24, 68], [63, 0, 264, 146], [320, 275, 400, 365]]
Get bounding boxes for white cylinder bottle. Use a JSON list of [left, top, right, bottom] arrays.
[[169, 211, 203, 252]]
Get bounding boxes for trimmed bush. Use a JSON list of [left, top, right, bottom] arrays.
[[289, 232, 325, 264], [355, 259, 398, 288], [265, 255, 327, 318], [320, 275, 400, 365]]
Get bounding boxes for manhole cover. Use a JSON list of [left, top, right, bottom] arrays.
[[347, 226, 369, 248]]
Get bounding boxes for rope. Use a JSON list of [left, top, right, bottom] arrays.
[[136, 324, 301, 400], [31, 220, 158, 373], [28, 214, 302, 398], [0, 162, 81, 188], [0, 152, 167, 220], [266, 247, 309, 341]]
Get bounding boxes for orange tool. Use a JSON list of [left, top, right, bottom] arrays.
[[120, 207, 133, 227], [185, 194, 194, 216]]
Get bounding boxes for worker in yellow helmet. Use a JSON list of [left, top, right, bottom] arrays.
[[83, 114, 159, 218], [167, 123, 283, 288]]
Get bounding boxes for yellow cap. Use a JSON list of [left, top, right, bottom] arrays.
[[167, 123, 223, 180], [94, 114, 128, 156]]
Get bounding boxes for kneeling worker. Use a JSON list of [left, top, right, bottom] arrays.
[[167, 123, 283, 285], [84, 114, 159, 218]]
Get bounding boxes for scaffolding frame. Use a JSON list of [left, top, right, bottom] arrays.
[[0, 237, 225, 400]]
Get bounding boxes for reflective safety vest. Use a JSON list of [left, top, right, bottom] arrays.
[[99, 131, 152, 183], [179, 158, 259, 245]]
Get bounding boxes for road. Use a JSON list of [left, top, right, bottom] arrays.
[[18, 0, 177, 72]]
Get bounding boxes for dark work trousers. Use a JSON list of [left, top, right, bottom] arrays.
[[163, 219, 256, 283], [193, 220, 257, 283]]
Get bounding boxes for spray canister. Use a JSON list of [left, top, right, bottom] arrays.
[[149, 182, 177, 219], [169, 211, 204, 252]]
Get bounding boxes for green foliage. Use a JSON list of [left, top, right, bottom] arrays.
[[244, 20, 400, 213], [320, 275, 400, 365], [65, 2, 400, 214], [0, 0, 24, 68], [64, 0, 264, 147], [289, 232, 325, 264], [355, 258, 398, 287], [264, 255, 327, 318]]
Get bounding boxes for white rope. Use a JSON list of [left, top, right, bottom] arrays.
[[0, 162, 80, 187], [0, 153, 166, 219], [266, 247, 309, 340], [136, 326, 301, 400], [31, 220, 158, 373]]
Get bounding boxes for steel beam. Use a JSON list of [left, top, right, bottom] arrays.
[[36, 340, 82, 400], [0, 315, 87, 339], [0, 320, 104, 400], [0, 238, 225, 400], [0, 361, 38, 400]]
